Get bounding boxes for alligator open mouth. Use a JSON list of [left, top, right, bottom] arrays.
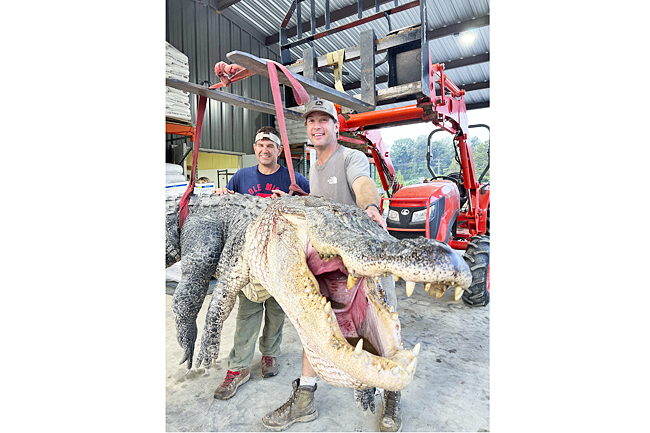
[[307, 241, 400, 355], [255, 197, 472, 391]]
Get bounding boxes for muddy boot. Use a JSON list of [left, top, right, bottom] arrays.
[[262, 379, 318, 431], [261, 356, 279, 378], [380, 390, 402, 432], [213, 369, 250, 400]]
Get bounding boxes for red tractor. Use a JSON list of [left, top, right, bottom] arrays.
[[338, 64, 490, 307]]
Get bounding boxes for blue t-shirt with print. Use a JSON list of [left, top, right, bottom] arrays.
[[226, 165, 310, 197]]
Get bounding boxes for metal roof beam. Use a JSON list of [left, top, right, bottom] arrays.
[[461, 80, 489, 92], [428, 15, 489, 40], [204, 0, 242, 11], [285, 16, 489, 74], [269, 12, 489, 49], [266, 0, 396, 46], [440, 53, 489, 70], [466, 101, 489, 110]]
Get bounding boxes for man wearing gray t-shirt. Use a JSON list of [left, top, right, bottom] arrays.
[[263, 99, 402, 432]]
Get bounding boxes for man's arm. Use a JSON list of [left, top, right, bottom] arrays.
[[351, 175, 386, 230]]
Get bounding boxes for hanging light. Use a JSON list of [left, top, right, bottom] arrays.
[[460, 31, 476, 44]]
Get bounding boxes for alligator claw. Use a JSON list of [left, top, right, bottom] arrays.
[[196, 341, 219, 369], [179, 347, 194, 369], [175, 321, 197, 369], [353, 387, 376, 414]]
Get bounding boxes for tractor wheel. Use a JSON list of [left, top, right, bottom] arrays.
[[461, 235, 490, 307]]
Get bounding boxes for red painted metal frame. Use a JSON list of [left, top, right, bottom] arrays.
[[339, 60, 489, 246]]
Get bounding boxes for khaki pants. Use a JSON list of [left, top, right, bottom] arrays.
[[227, 287, 285, 371]]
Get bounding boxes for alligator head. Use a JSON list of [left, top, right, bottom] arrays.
[[194, 194, 471, 392]]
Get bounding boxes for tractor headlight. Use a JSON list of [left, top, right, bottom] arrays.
[[388, 209, 400, 221], [411, 206, 434, 223]]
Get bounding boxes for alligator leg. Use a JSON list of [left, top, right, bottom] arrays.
[[196, 257, 251, 368], [172, 261, 214, 369], [354, 388, 377, 414], [172, 217, 223, 369]]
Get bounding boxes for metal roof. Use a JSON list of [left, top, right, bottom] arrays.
[[219, 0, 490, 110]]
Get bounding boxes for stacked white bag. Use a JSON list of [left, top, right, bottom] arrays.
[[166, 42, 192, 124], [166, 162, 186, 184], [166, 163, 189, 198]]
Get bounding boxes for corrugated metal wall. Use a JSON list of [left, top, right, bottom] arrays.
[[166, 0, 279, 154]]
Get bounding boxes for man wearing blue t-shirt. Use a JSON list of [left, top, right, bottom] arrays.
[[212, 126, 309, 400], [216, 127, 310, 198]]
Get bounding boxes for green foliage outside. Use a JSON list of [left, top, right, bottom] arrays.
[[374, 133, 490, 192]]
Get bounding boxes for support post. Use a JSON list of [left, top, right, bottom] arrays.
[[360, 28, 377, 106], [420, 0, 430, 97], [303, 46, 317, 101]]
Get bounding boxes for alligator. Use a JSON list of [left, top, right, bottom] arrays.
[[166, 192, 472, 394]]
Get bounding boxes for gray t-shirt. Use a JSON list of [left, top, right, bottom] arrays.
[[310, 144, 396, 308], [310, 145, 369, 206]]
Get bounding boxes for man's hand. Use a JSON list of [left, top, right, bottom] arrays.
[[365, 206, 387, 230], [212, 188, 234, 195], [271, 189, 286, 199]]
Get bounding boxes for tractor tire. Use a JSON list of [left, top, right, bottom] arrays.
[[461, 235, 490, 307]]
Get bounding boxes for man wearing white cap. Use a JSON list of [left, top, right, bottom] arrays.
[[263, 100, 401, 432], [212, 126, 310, 401]]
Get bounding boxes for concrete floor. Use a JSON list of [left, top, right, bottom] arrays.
[[166, 277, 490, 432]]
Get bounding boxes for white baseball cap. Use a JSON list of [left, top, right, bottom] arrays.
[[254, 132, 281, 146], [302, 98, 338, 121]]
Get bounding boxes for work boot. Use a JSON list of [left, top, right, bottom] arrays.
[[262, 379, 318, 431], [261, 356, 279, 378], [213, 368, 250, 400], [379, 390, 402, 432]]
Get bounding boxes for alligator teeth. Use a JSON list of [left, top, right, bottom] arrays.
[[324, 301, 331, 314], [389, 305, 395, 313], [321, 296, 327, 306], [354, 339, 364, 356], [405, 281, 416, 297], [347, 275, 358, 290], [392, 366, 401, 376], [411, 343, 421, 357], [365, 356, 370, 365], [392, 312, 399, 321], [405, 358, 416, 374], [454, 286, 464, 301], [425, 283, 431, 292], [394, 275, 399, 282]]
